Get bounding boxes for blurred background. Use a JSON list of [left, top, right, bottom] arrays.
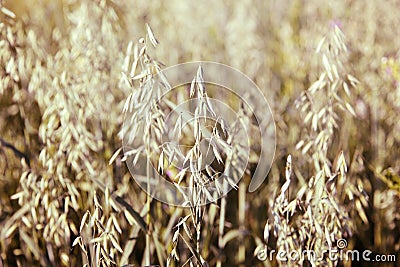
[[0, 0, 399, 266]]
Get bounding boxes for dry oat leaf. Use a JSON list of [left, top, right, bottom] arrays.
[[343, 81, 351, 96], [152, 233, 167, 266], [225, 175, 239, 190], [110, 233, 123, 253], [179, 233, 204, 266], [347, 74, 360, 85], [301, 141, 313, 155], [109, 147, 122, 165], [304, 111, 313, 124], [314, 132, 323, 148], [356, 199, 368, 224], [205, 165, 214, 177], [139, 45, 146, 57], [1, 7, 16, 18], [146, 23, 159, 47], [130, 58, 139, 78], [212, 144, 223, 163], [91, 177, 147, 232], [174, 112, 182, 136], [122, 54, 131, 73], [221, 229, 243, 247], [314, 170, 325, 199], [90, 235, 106, 244], [158, 68, 171, 90], [22, 216, 32, 228], [132, 71, 148, 81], [322, 54, 331, 72], [4, 223, 18, 239], [332, 32, 343, 51], [280, 179, 291, 198], [295, 140, 305, 150], [331, 64, 339, 79], [323, 162, 331, 177], [285, 155, 292, 179], [177, 168, 188, 184], [190, 77, 196, 97], [158, 151, 164, 174], [72, 236, 81, 247], [263, 220, 270, 243], [10, 191, 25, 200], [316, 36, 326, 54], [167, 148, 175, 166], [115, 195, 147, 232], [20, 230, 40, 259], [202, 187, 214, 203], [345, 102, 356, 117], [182, 221, 193, 240], [205, 96, 216, 117], [79, 211, 90, 233], [96, 219, 106, 233]]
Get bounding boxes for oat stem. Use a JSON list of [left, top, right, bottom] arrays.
[[238, 180, 246, 266], [216, 191, 226, 267], [145, 155, 151, 266]]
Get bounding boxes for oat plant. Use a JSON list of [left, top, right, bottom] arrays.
[[256, 25, 369, 267], [163, 65, 251, 266]]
